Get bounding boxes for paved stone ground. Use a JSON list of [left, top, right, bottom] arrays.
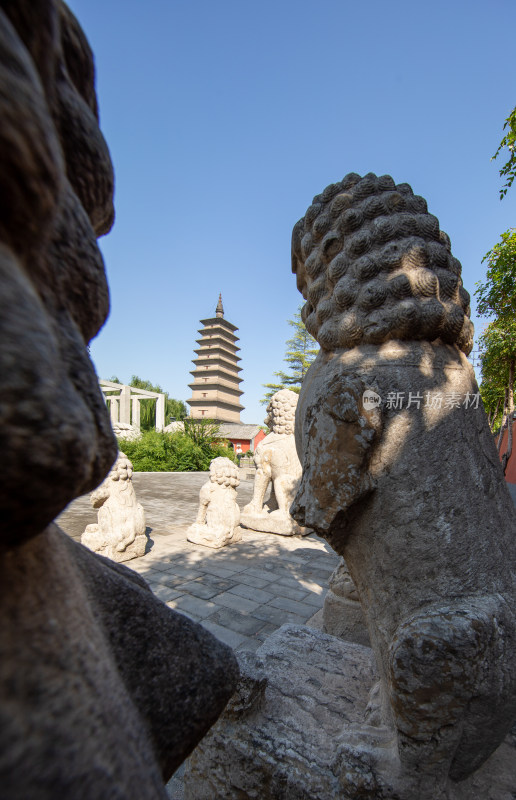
[[58, 472, 338, 654], [58, 471, 339, 799]]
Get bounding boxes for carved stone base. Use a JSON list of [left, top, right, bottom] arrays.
[[322, 591, 370, 646], [186, 523, 243, 549], [322, 557, 370, 646], [81, 526, 147, 563], [240, 509, 309, 536], [184, 625, 516, 800]]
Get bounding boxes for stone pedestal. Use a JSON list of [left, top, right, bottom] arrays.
[[240, 508, 307, 536], [322, 557, 370, 645], [187, 522, 243, 550], [185, 625, 516, 800]]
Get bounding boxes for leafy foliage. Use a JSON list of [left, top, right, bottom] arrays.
[[478, 319, 516, 431], [118, 426, 236, 472], [475, 108, 516, 471], [492, 105, 516, 199], [183, 417, 221, 445], [262, 306, 319, 403], [476, 229, 516, 320], [475, 223, 516, 470], [167, 398, 188, 422], [128, 376, 187, 430]]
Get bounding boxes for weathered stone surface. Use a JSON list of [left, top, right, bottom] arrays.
[[291, 174, 516, 787], [0, 1, 117, 545], [241, 390, 308, 536], [187, 457, 243, 548], [185, 625, 516, 800], [82, 452, 147, 562], [0, 4, 238, 797], [1, 525, 239, 799], [322, 557, 370, 645], [184, 625, 378, 800]]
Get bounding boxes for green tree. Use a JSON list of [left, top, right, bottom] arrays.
[[478, 320, 516, 437], [183, 417, 222, 446], [476, 106, 516, 472], [476, 229, 516, 321], [167, 398, 188, 422], [475, 230, 516, 473], [262, 306, 319, 403], [492, 105, 516, 199]]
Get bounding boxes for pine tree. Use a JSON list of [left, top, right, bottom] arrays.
[[262, 306, 319, 403]]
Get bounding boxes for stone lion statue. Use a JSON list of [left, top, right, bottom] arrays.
[[241, 389, 307, 535], [0, 4, 238, 798], [187, 457, 242, 548], [289, 173, 516, 794], [81, 452, 146, 562]]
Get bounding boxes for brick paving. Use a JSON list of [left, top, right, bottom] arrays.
[[57, 472, 339, 654]]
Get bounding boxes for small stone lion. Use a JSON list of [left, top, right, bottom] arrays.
[[187, 457, 242, 549], [241, 390, 306, 535], [290, 173, 516, 794], [81, 452, 146, 562]]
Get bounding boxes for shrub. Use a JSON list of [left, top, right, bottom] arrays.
[[118, 430, 236, 472]]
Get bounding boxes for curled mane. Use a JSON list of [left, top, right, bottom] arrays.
[[291, 172, 473, 354]]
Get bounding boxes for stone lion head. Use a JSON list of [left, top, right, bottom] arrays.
[[265, 389, 298, 435], [209, 457, 240, 488], [291, 172, 473, 354]]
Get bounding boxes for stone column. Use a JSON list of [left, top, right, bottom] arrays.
[[109, 396, 119, 424], [156, 393, 165, 431], [131, 397, 141, 430], [119, 386, 131, 425]]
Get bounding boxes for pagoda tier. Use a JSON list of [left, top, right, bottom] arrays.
[[192, 356, 242, 372], [199, 316, 238, 333], [193, 344, 241, 361], [187, 295, 244, 422], [197, 326, 239, 342], [195, 336, 240, 360], [189, 374, 242, 390]]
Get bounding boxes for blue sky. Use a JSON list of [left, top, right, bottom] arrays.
[[68, 0, 515, 424]]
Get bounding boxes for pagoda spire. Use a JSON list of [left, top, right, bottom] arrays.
[[216, 293, 224, 318]]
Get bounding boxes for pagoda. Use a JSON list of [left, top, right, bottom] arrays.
[[187, 295, 244, 422]]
